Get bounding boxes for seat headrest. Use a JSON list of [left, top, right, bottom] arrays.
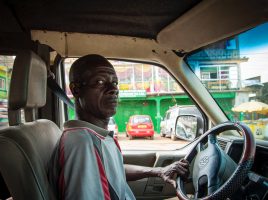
[[8, 50, 47, 110]]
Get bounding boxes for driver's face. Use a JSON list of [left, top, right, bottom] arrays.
[[78, 66, 119, 119]]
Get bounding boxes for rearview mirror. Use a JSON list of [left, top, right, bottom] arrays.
[[175, 115, 204, 141]]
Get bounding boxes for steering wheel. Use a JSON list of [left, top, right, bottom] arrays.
[[176, 122, 255, 200]]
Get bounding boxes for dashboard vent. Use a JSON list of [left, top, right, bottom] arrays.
[[218, 140, 227, 150]]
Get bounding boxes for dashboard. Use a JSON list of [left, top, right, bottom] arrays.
[[217, 136, 268, 200]]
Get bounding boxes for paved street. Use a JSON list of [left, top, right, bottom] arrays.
[[117, 133, 189, 151]]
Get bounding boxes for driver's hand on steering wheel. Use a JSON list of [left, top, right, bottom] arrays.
[[159, 159, 189, 188]]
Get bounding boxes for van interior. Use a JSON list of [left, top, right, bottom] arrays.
[[0, 0, 268, 199]]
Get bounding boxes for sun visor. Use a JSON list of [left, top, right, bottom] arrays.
[[31, 31, 166, 61], [157, 0, 268, 52]]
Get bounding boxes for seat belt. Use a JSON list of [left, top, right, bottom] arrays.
[[47, 76, 75, 109]]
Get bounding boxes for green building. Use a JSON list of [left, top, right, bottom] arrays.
[[68, 91, 235, 134]]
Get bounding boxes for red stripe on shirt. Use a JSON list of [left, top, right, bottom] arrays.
[[113, 137, 122, 152], [94, 149, 111, 200], [58, 133, 67, 200]]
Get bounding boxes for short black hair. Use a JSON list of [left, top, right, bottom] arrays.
[[69, 54, 113, 83]]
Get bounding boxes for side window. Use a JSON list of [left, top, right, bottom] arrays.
[[166, 112, 170, 120], [64, 59, 200, 150], [0, 56, 14, 128], [170, 109, 177, 119]]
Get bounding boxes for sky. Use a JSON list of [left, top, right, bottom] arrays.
[[239, 22, 268, 83]]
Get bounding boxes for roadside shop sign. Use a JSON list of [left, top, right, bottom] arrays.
[[119, 90, 147, 98]]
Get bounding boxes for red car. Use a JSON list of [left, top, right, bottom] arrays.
[[126, 115, 154, 139]]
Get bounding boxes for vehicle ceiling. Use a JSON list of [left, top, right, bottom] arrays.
[[1, 0, 268, 54], [1, 0, 201, 39]]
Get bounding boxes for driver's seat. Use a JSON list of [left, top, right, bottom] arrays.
[[0, 51, 61, 200]]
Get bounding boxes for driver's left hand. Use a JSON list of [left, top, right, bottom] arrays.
[[159, 159, 189, 188]]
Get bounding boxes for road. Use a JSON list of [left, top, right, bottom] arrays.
[[117, 133, 190, 151]]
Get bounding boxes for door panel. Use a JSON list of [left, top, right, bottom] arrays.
[[123, 152, 156, 167], [124, 152, 185, 200]]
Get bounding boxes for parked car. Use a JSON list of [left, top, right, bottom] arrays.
[[107, 117, 118, 139], [160, 105, 203, 141], [126, 115, 154, 140]]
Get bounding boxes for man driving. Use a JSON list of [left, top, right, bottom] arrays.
[[48, 54, 189, 200]]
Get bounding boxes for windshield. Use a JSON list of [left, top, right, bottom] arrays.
[[185, 22, 268, 141], [132, 116, 151, 124]]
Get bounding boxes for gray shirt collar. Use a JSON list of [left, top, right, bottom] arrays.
[[64, 120, 110, 137]]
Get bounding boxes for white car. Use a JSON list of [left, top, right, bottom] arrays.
[[108, 117, 118, 139]]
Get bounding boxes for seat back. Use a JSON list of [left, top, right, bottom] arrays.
[[0, 51, 61, 200]]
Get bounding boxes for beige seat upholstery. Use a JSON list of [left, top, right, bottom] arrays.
[[0, 51, 61, 200]]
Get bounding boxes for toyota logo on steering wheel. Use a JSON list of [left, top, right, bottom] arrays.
[[199, 156, 209, 167]]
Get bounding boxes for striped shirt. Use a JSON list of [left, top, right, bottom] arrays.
[[48, 120, 135, 200]]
